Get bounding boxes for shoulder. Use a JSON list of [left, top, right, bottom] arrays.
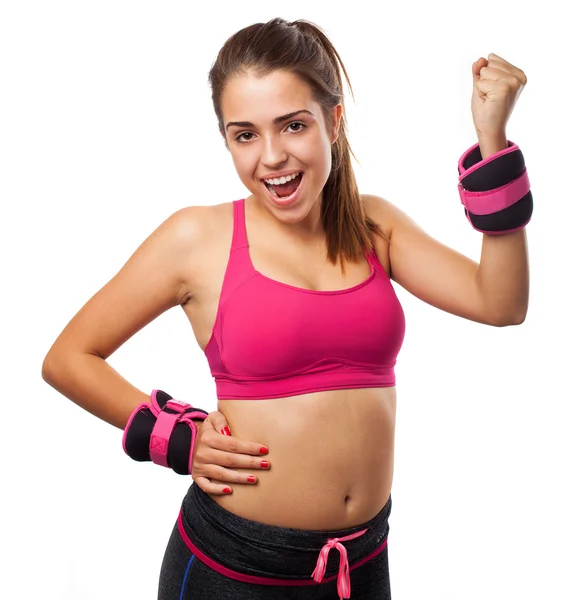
[[162, 204, 212, 237], [147, 202, 228, 289], [361, 193, 408, 239], [169, 201, 235, 302], [162, 201, 231, 248]]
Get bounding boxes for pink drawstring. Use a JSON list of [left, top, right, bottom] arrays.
[[311, 528, 369, 599]]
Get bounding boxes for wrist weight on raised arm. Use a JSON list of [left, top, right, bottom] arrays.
[[457, 140, 533, 234], [122, 389, 209, 475]]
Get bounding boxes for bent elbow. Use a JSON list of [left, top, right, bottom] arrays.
[[490, 310, 528, 327], [41, 351, 64, 384], [41, 354, 56, 383]]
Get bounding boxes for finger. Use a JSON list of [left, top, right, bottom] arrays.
[[193, 461, 263, 492], [191, 456, 268, 497], [486, 53, 527, 84], [487, 53, 518, 71], [200, 425, 269, 457], [472, 57, 488, 82], [193, 475, 235, 496], [196, 444, 271, 471], [478, 65, 518, 83], [477, 66, 523, 91], [208, 464, 263, 484], [205, 410, 232, 436]]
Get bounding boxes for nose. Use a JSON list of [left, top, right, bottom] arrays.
[[261, 135, 288, 168]]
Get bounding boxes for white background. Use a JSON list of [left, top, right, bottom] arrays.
[[2, 1, 581, 599]]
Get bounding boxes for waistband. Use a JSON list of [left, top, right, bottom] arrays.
[[179, 482, 392, 598]]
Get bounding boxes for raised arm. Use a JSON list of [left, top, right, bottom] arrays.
[[371, 52, 530, 326], [372, 193, 529, 326], [41, 206, 204, 429]]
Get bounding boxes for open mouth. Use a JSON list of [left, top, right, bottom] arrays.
[[262, 172, 304, 200]]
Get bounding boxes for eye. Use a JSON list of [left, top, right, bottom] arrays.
[[235, 131, 255, 143], [287, 121, 306, 133]]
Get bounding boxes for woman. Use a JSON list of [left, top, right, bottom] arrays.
[[42, 17, 530, 600]]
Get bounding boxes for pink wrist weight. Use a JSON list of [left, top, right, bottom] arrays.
[[457, 140, 533, 234], [122, 389, 209, 475]]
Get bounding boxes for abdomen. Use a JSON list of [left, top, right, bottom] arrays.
[[213, 387, 396, 530]]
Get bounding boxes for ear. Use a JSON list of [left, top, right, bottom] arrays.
[[330, 104, 343, 144]]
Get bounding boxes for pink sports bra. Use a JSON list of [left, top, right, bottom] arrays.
[[204, 198, 406, 400]]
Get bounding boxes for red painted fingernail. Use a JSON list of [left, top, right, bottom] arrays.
[[260, 460, 269, 468], [259, 446, 269, 454], [221, 426, 231, 436], [247, 475, 256, 483], [223, 487, 231, 494]]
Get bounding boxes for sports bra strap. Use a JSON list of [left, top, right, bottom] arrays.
[[231, 199, 249, 250]]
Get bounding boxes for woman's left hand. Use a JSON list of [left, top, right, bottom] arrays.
[[471, 53, 527, 138]]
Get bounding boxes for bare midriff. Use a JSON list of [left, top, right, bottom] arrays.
[[213, 387, 396, 530]]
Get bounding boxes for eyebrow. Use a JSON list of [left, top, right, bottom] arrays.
[[225, 109, 315, 131]]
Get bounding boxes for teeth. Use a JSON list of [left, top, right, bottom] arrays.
[[264, 172, 301, 186]]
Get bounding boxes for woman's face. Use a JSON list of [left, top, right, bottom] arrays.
[[220, 69, 341, 231]]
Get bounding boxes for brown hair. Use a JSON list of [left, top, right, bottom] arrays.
[[208, 17, 388, 275]]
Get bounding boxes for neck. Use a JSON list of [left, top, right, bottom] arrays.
[[249, 194, 326, 245]]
